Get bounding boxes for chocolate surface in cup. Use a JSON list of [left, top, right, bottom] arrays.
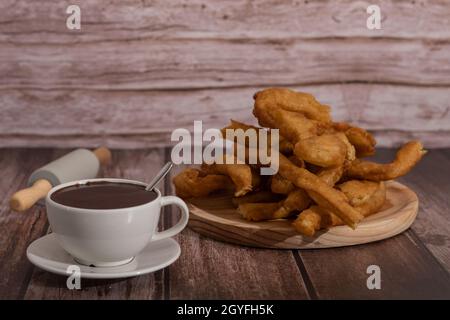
[[51, 181, 157, 209]]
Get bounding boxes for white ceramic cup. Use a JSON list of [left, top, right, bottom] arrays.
[[45, 178, 189, 267]]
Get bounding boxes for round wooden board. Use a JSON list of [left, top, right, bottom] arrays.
[[186, 181, 418, 249]]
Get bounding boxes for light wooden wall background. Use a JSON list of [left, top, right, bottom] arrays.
[[0, 0, 449, 148]]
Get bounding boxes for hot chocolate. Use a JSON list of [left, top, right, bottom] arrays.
[[51, 181, 157, 209]]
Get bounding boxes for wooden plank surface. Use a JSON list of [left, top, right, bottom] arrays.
[[2, 38, 450, 89], [168, 228, 310, 299], [297, 232, 450, 299], [2, 0, 450, 42], [0, 149, 53, 299], [1, 1, 450, 148], [0, 0, 450, 43], [371, 148, 450, 271], [0, 147, 449, 299], [1, 84, 449, 149], [2, 0, 449, 89]]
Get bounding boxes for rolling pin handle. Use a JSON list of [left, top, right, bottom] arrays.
[[9, 179, 53, 212], [93, 147, 112, 166]]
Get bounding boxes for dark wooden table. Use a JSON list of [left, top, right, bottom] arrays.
[[1, 147, 449, 299]]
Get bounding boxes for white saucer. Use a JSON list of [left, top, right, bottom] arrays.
[[27, 234, 180, 279]]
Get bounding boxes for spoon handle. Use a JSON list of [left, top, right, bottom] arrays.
[[146, 161, 173, 191]]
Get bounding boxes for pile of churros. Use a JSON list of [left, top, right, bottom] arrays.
[[173, 88, 426, 236]]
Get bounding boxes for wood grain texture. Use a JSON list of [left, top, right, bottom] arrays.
[[0, 149, 53, 299], [166, 161, 309, 299], [2, 38, 450, 89], [371, 149, 450, 272], [0, 1, 450, 148], [5, 0, 450, 90], [23, 148, 167, 299], [2, 0, 450, 42], [168, 228, 310, 299], [186, 181, 418, 249], [1, 84, 449, 148], [297, 232, 450, 299], [0, 148, 449, 299]]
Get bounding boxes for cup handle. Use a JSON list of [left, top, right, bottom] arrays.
[[152, 196, 189, 241]]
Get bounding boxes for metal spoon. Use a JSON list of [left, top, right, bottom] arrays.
[[145, 161, 173, 191]]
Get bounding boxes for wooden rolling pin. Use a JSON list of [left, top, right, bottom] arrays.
[[10, 147, 111, 212]]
